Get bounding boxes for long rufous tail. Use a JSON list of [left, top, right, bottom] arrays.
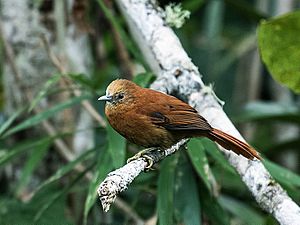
[[207, 128, 261, 160]]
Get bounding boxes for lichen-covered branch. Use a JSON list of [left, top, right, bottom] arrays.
[[113, 0, 300, 224], [97, 139, 187, 211]]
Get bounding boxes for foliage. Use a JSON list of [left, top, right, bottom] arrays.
[[258, 11, 300, 93], [0, 0, 299, 225]]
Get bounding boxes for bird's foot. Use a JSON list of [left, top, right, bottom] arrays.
[[127, 147, 159, 171]]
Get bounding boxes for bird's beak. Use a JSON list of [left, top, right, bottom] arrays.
[[98, 95, 112, 101]]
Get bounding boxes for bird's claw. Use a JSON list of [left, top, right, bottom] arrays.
[[127, 148, 157, 171]]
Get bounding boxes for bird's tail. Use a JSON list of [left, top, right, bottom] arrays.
[[206, 128, 261, 160]]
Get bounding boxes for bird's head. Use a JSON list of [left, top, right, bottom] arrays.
[[98, 79, 138, 106]]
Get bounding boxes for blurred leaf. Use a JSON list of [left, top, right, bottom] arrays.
[[34, 162, 94, 222], [258, 11, 300, 93], [183, 0, 205, 13], [202, 138, 235, 174], [225, 0, 267, 21], [0, 137, 52, 167], [263, 159, 300, 188], [34, 148, 95, 195], [157, 154, 178, 225], [68, 73, 95, 90], [29, 74, 62, 112], [0, 107, 24, 136], [268, 138, 300, 153], [107, 124, 126, 168], [219, 195, 264, 225], [0, 187, 70, 225], [16, 140, 50, 195], [235, 101, 300, 123], [83, 148, 113, 224], [200, 188, 230, 225], [96, 0, 147, 68], [3, 94, 90, 137], [133, 72, 155, 88], [174, 152, 201, 225], [187, 138, 212, 192], [212, 166, 248, 194]]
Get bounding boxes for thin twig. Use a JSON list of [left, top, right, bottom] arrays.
[[41, 35, 106, 127]]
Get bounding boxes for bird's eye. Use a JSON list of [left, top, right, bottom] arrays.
[[117, 93, 124, 100]]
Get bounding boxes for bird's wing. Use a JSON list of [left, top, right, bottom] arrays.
[[144, 95, 212, 132]]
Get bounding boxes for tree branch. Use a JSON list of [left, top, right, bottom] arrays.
[[97, 139, 187, 211], [97, 0, 300, 224]]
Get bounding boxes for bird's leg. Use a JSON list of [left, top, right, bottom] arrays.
[[127, 147, 162, 170]]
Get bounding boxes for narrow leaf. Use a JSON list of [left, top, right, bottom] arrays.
[[219, 195, 264, 225], [0, 107, 24, 137], [200, 188, 230, 225], [235, 101, 300, 123], [133, 72, 155, 88], [0, 137, 52, 167], [96, 0, 146, 67], [264, 159, 300, 188], [107, 124, 126, 168], [34, 148, 95, 194], [201, 138, 235, 174], [16, 140, 50, 195], [29, 73, 62, 112], [34, 162, 94, 222], [157, 155, 178, 225], [83, 148, 113, 224], [187, 138, 212, 192], [3, 95, 90, 137], [174, 152, 201, 225], [68, 73, 95, 90]]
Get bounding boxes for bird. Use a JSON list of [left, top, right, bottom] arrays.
[[98, 79, 261, 166]]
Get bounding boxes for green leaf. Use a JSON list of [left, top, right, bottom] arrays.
[[0, 107, 24, 136], [201, 138, 235, 174], [187, 138, 212, 192], [200, 188, 230, 225], [174, 152, 201, 225], [68, 73, 95, 90], [263, 159, 300, 188], [34, 148, 95, 195], [83, 148, 113, 224], [0, 137, 52, 167], [235, 101, 300, 123], [219, 195, 264, 225], [133, 72, 155, 88], [96, 0, 146, 68], [258, 11, 300, 93], [183, 0, 205, 13], [157, 154, 178, 225], [3, 94, 90, 137], [29, 74, 62, 112], [0, 187, 70, 225], [16, 140, 50, 195], [212, 166, 248, 193], [34, 162, 94, 222], [107, 124, 126, 168]]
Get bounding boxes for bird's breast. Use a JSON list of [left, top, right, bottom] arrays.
[[106, 106, 176, 149]]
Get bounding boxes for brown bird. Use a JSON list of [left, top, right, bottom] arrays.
[[98, 79, 261, 164]]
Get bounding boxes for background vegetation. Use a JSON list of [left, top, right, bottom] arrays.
[[0, 0, 299, 224]]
